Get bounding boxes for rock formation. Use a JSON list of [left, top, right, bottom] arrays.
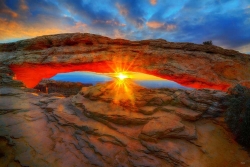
[[0, 33, 249, 166], [0, 76, 249, 166], [0, 33, 249, 90], [34, 79, 92, 96]]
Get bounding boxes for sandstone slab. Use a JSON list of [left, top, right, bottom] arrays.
[[139, 106, 159, 115], [175, 107, 202, 121], [141, 114, 184, 139]]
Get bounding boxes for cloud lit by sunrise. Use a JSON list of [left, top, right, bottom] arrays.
[[150, 0, 157, 5], [146, 21, 176, 31], [146, 21, 164, 29], [0, 0, 249, 53], [20, 0, 28, 11]]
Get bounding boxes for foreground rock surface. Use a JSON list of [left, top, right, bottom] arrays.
[[34, 79, 92, 96], [0, 33, 250, 166], [0, 79, 249, 166]]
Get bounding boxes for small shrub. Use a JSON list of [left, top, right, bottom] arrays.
[[225, 84, 250, 149], [203, 40, 213, 45]]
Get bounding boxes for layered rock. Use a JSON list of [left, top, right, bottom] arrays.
[[0, 81, 249, 167], [34, 79, 92, 96], [79, 80, 227, 118], [0, 33, 249, 90], [0, 65, 24, 87], [0, 33, 250, 166]]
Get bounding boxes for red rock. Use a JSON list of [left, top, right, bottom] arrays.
[[0, 33, 247, 90], [0, 82, 249, 167], [139, 106, 159, 115], [1, 33, 250, 167], [175, 107, 202, 121], [141, 114, 184, 138]]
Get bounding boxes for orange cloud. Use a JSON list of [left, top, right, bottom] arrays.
[[146, 21, 176, 31], [146, 21, 164, 29], [116, 3, 128, 16], [114, 29, 125, 39], [166, 24, 176, 31], [0, 18, 63, 40], [150, 0, 157, 5], [236, 43, 250, 54], [19, 0, 28, 11], [72, 22, 88, 30], [93, 20, 126, 27], [0, 1, 19, 18], [0, 18, 89, 41], [1, 9, 18, 18]]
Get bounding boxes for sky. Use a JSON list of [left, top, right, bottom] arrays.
[[0, 0, 250, 54]]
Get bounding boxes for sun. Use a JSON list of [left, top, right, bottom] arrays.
[[116, 72, 128, 80], [102, 56, 139, 106]]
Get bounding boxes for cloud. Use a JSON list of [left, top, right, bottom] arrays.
[[0, 0, 19, 18], [93, 20, 126, 27], [60, 0, 117, 23], [175, 8, 250, 48], [0, 0, 250, 54], [235, 43, 250, 54], [1, 8, 18, 18], [146, 21, 163, 29], [0, 17, 89, 41], [113, 29, 126, 38], [19, 0, 28, 11], [71, 22, 88, 32], [115, 0, 145, 28], [0, 18, 61, 40], [165, 24, 176, 31], [150, 0, 157, 5], [26, 0, 63, 18], [116, 3, 128, 16], [146, 21, 176, 31]]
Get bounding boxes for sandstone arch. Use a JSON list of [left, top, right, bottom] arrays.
[[0, 33, 249, 90]]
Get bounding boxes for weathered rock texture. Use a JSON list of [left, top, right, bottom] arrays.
[[0, 33, 249, 90], [34, 79, 92, 96], [0, 33, 250, 166], [0, 79, 249, 167]]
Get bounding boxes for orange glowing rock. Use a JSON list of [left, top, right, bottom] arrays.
[[9, 62, 230, 91], [10, 62, 113, 88]]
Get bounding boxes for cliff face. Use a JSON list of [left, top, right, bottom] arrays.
[[0, 33, 249, 90]]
